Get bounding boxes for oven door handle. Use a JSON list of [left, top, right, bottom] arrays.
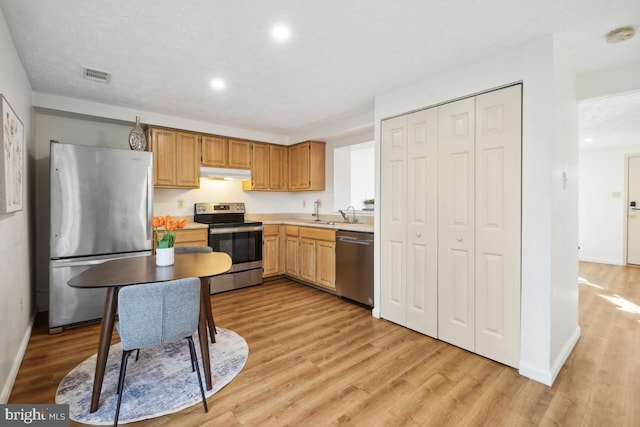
[[209, 225, 263, 234]]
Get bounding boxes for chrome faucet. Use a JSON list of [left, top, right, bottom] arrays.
[[339, 206, 358, 224], [313, 200, 321, 222], [346, 206, 357, 224]]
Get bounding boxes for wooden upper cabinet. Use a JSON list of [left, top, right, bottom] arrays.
[[201, 135, 228, 167], [288, 141, 325, 191], [148, 127, 200, 189], [269, 144, 288, 191], [175, 132, 200, 187], [250, 142, 270, 190], [228, 139, 251, 169], [149, 128, 177, 187]]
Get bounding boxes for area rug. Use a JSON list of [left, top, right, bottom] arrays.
[[55, 328, 248, 425]]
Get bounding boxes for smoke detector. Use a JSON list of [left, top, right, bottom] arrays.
[[82, 66, 111, 83], [605, 26, 636, 43]]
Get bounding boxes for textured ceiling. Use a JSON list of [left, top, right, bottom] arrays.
[[0, 0, 639, 138], [580, 92, 640, 150]]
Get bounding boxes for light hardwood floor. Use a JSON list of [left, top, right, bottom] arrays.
[[9, 263, 640, 426]]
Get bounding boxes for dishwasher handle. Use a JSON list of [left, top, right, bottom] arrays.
[[337, 235, 373, 245]]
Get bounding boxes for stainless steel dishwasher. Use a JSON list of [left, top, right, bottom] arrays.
[[335, 230, 374, 307]]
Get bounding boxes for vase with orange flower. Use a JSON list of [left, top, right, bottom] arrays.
[[151, 215, 187, 266]]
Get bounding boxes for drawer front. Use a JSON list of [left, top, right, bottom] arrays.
[[263, 224, 280, 236], [285, 225, 299, 237], [299, 227, 335, 242]]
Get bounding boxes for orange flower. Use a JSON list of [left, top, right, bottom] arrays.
[[151, 215, 187, 248]]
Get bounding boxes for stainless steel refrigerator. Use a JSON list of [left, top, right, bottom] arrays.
[[49, 141, 153, 333]]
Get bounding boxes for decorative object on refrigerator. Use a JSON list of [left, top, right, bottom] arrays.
[[128, 116, 146, 151]]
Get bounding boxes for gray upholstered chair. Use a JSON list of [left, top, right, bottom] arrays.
[[114, 278, 208, 427], [175, 246, 218, 343]]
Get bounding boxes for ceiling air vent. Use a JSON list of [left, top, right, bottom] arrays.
[[82, 67, 111, 83]]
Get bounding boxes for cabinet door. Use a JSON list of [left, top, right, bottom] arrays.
[[228, 139, 251, 169], [285, 235, 299, 277], [316, 240, 335, 289], [288, 143, 311, 190], [269, 145, 288, 190], [151, 128, 177, 187], [263, 236, 279, 277], [251, 143, 270, 190], [437, 97, 476, 353], [176, 132, 200, 188], [201, 135, 228, 167], [299, 237, 316, 283], [263, 224, 280, 277]]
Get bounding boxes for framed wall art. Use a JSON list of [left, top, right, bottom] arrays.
[[1, 94, 24, 213]]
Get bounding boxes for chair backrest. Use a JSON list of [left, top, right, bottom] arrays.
[[175, 246, 213, 254], [117, 278, 200, 351]]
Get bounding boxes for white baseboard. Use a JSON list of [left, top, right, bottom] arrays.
[[578, 256, 624, 266], [371, 307, 380, 319], [519, 326, 581, 386], [0, 311, 36, 403]]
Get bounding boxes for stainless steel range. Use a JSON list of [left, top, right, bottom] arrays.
[[194, 202, 263, 294]]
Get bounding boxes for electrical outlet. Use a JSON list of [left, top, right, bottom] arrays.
[[302, 200, 306, 207], [177, 199, 185, 209]]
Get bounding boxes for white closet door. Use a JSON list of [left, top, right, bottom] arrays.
[[406, 108, 439, 336], [381, 116, 408, 324], [475, 85, 521, 368], [438, 97, 476, 352]]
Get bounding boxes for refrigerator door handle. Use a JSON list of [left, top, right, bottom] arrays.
[[147, 165, 153, 240]]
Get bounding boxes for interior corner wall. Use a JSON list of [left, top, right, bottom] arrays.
[[0, 6, 34, 403], [374, 35, 579, 385], [549, 37, 580, 381]]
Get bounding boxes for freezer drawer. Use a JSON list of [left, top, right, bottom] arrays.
[[49, 252, 150, 333], [335, 230, 374, 307]]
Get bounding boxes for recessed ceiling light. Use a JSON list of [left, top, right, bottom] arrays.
[[210, 78, 226, 90], [271, 24, 292, 41], [605, 26, 636, 43]]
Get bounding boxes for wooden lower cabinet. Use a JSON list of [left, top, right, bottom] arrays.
[[263, 224, 284, 277], [155, 228, 208, 249], [285, 226, 300, 278], [271, 225, 336, 289], [298, 227, 336, 290]]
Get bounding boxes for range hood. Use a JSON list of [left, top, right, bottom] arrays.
[[200, 166, 251, 181]]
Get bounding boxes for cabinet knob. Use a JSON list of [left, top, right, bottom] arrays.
[[456, 236, 463, 242], [416, 232, 422, 237]]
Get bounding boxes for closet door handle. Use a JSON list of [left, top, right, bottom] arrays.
[[456, 236, 463, 242], [416, 232, 422, 237]]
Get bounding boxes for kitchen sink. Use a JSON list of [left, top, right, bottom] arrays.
[[310, 220, 337, 225]]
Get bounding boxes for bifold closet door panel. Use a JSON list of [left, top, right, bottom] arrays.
[[474, 85, 522, 368], [381, 116, 408, 324], [406, 108, 439, 337], [437, 97, 476, 352]]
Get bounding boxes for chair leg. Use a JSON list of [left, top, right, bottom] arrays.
[[135, 349, 140, 361], [187, 337, 208, 413], [114, 350, 134, 427]]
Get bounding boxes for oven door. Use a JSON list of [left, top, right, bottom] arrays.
[[208, 225, 263, 272]]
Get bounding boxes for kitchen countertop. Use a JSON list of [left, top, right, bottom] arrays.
[[176, 215, 374, 233], [249, 214, 374, 233]]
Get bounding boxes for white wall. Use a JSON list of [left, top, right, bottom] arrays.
[[374, 35, 580, 386], [579, 147, 640, 265], [0, 7, 34, 403]]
